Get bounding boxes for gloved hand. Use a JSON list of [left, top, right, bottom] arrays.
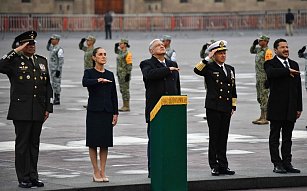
[[55, 70, 61, 78], [114, 42, 120, 53], [298, 46, 306, 58], [125, 74, 130, 82], [48, 38, 52, 44], [81, 38, 86, 43], [253, 39, 258, 46]]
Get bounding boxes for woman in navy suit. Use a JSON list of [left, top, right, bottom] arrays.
[[82, 47, 118, 182]]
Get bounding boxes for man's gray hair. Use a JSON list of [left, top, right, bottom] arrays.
[[149, 39, 161, 52]]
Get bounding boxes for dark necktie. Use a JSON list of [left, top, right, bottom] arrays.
[[29, 57, 34, 66], [284, 60, 289, 68], [220, 65, 226, 75], [161, 62, 166, 67]]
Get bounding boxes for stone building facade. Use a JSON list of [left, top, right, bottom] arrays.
[[124, 0, 307, 14], [0, 0, 306, 15]]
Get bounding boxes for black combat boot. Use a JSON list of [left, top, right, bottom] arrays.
[[53, 93, 60, 105]]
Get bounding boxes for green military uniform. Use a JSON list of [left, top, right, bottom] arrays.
[[0, 31, 53, 188], [115, 39, 132, 111], [250, 35, 273, 124], [79, 35, 96, 70]]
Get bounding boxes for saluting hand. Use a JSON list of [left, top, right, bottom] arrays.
[[98, 78, 112, 83], [14, 42, 29, 52], [208, 49, 218, 59]]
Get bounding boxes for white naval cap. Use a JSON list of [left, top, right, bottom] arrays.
[[207, 40, 227, 52]]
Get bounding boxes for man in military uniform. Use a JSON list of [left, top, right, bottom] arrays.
[[46, 34, 64, 105], [161, 35, 176, 62], [79, 35, 96, 70], [0, 31, 53, 188], [115, 39, 133, 111], [194, 40, 237, 176], [250, 35, 273, 125]]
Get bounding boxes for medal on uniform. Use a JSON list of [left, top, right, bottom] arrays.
[[26, 75, 30, 79], [21, 62, 25, 65], [40, 76, 43, 80], [19, 76, 23, 80], [39, 64, 46, 72]]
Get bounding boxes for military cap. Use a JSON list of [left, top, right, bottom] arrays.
[[161, 34, 172, 41], [119, 38, 130, 48], [207, 40, 228, 52], [86, 35, 96, 42], [258, 35, 270, 41], [15, 30, 37, 44], [50, 34, 61, 40]]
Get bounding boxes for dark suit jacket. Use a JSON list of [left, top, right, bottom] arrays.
[[0, 50, 53, 121], [194, 60, 237, 113], [82, 68, 119, 115], [140, 56, 181, 122], [264, 56, 302, 122]]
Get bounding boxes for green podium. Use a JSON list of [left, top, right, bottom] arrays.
[[150, 95, 188, 191]]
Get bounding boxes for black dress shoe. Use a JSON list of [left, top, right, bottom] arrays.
[[211, 168, 220, 176], [284, 165, 301, 173], [31, 179, 44, 187], [220, 168, 235, 175], [273, 165, 287, 173], [18, 181, 33, 188]]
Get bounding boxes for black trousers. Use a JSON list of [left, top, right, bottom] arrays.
[[13, 120, 43, 182], [269, 120, 295, 167], [105, 25, 112, 39], [206, 108, 231, 169]]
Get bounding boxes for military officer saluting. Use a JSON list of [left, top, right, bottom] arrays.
[[0, 31, 53, 188], [194, 40, 237, 176]]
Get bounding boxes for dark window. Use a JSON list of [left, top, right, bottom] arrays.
[[21, 0, 31, 2], [180, 0, 188, 3], [215, 0, 224, 2], [257, 0, 264, 2]]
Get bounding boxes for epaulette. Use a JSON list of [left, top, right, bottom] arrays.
[[35, 54, 47, 60]]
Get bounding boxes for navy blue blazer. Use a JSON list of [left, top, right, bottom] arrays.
[[82, 68, 118, 115], [264, 56, 302, 122], [140, 56, 181, 122], [194, 60, 237, 113]]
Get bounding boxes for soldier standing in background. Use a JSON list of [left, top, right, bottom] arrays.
[[285, 8, 295, 36], [161, 35, 176, 62], [104, 11, 113, 40], [250, 35, 273, 125], [0, 31, 53, 188], [46, 34, 64, 105], [79, 35, 96, 70], [115, 39, 133, 112]]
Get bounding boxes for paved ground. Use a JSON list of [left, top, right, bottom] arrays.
[[0, 30, 307, 191]]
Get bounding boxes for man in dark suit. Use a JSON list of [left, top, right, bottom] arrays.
[[140, 39, 181, 177], [194, 40, 237, 176], [0, 31, 53, 188], [264, 38, 302, 174]]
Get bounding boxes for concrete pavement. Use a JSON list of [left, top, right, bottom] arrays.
[[0, 30, 307, 190]]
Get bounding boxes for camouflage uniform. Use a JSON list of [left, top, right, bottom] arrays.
[[46, 34, 64, 104], [79, 35, 95, 70], [250, 35, 273, 124], [115, 39, 132, 111]]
